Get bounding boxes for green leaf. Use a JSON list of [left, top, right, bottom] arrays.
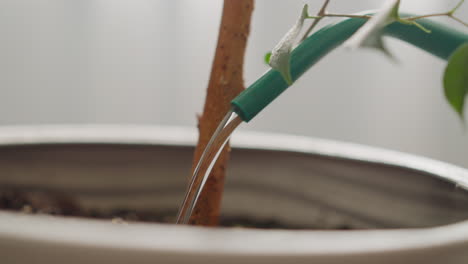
[[444, 43, 468, 118], [264, 52, 272, 65]]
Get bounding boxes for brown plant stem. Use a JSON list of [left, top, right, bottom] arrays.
[[188, 0, 254, 226], [300, 0, 331, 42]]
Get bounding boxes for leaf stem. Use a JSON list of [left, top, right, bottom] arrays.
[[300, 0, 467, 42], [449, 0, 465, 15], [408, 20, 432, 33], [405, 0, 467, 28], [323, 13, 372, 19], [300, 0, 331, 42], [405, 12, 450, 21], [450, 15, 468, 27]]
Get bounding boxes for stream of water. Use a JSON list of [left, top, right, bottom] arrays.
[[175, 110, 242, 224]]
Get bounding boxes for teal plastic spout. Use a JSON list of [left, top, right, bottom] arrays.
[[231, 16, 468, 122]]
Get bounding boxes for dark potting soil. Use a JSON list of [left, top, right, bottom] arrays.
[[0, 188, 351, 230]]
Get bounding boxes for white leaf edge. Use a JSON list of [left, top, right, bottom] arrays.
[[269, 4, 309, 85], [344, 0, 400, 57]]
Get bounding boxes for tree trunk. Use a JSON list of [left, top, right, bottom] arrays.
[[189, 0, 254, 226]]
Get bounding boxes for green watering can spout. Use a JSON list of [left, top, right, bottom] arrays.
[[231, 15, 468, 122]]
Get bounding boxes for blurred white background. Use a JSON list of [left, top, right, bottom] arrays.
[[0, 0, 467, 167]]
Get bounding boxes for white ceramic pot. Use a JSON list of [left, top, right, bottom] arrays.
[[0, 125, 468, 264]]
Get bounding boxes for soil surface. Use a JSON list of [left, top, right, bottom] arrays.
[[0, 188, 351, 230]]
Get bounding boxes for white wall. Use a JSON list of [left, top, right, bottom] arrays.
[[0, 0, 467, 168]]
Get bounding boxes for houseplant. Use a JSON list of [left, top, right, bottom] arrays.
[[180, 0, 468, 225], [0, 0, 468, 263]]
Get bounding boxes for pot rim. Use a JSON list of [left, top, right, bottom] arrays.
[[0, 124, 468, 257]]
